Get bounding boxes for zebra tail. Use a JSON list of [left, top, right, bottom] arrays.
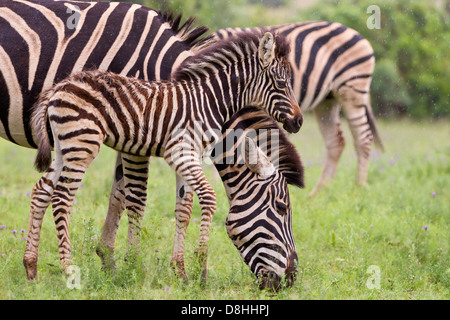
[[32, 95, 52, 172], [365, 104, 384, 153]]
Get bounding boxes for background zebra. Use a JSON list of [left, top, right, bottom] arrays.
[[28, 30, 302, 282], [0, 0, 213, 278], [215, 21, 384, 196]]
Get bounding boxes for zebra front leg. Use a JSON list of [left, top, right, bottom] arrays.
[[96, 152, 126, 270], [121, 155, 150, 261], [24, 163, 60, 280], [165, 152, 216, 282], [310, 100, 345, 197], [171, 174, 194, 282]]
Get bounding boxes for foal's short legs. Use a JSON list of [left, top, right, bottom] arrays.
[[24, 162, 61, 280], [25, 129, 102, 279], [165, 151, 216, 282], [170, 174, 194, 282]]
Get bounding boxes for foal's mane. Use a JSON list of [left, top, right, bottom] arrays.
[[172, 30, 290, 82]]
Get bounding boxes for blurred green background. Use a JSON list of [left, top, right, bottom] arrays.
[[115, 0, 449, 119]]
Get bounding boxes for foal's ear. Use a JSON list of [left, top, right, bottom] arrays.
[[259, 32, 276, 68], [244, 136, 275, 177]]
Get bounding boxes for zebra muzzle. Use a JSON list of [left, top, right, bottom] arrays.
[[282, 114, 303, 134]]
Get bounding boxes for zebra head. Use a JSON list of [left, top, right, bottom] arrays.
[[214, 107, 304, 290], [253, 32, 303, 134]]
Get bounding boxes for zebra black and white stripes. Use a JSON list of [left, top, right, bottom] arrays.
[[214, 106, 304, 289], [27, 31, 302, 283], [0, 0, 212, 148], [216, 21, 384, 195]]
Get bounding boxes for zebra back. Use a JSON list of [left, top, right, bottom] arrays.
[[0, 0, 213, 148]]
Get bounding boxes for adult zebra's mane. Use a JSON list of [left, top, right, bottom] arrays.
[[172, 30, 290, 82], [218, 106, 304, 189], [156, 10, 215, 53]]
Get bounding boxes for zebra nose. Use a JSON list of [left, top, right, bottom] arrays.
[[283, 114, 303, 133], [258, 271, 281, 290], [294, 114, 303, 130], [285, 252, 298, 287]]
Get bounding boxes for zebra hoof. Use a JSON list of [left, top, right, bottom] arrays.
[[170, 260, 189, 284], [96, 245, 116, 271], [23, 257, 38, 281]]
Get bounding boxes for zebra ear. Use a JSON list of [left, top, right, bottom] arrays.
[[244, 136, 275, 177], [259, 32, 276, 68]]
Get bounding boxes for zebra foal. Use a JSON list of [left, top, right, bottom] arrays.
[[26, 31, 302, 280]]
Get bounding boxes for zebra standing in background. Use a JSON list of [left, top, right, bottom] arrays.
[[216, 22, 384, 196], [28, 31, 303, 282], [0, 0, 214, 278]]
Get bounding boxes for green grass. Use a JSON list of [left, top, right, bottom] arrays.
[[0, 115, 449, 299]]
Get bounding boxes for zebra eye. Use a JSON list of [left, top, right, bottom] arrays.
[[275, 201, 287, 215], [276, 79, 286, 89]]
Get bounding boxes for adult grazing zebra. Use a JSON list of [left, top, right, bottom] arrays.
[[213, 107, 304, 289], [0, 0, 213, 278], [215, 22, 384, 196], [101, 106, 305, 289], [28, 31, 303, 283]]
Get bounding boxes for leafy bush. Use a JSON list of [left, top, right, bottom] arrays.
[[296, 0, 449, 118]]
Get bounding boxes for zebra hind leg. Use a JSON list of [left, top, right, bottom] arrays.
[[23, 162, 60, 280], [309, 100, 345, 197], [339, 89, 374, 187], [49, 130, 103, 275]]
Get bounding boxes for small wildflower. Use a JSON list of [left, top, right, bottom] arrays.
[[422, 226, 429, 231], [22, 236, 27, 241], [0, 225, 6, 230], [25, 192, 31, 196], [20, 229, 26, 233], [432, 192, 436, 197], [370, 224, 374, 228], [164, 286, 171, 291], [11, 229, 17, 234]]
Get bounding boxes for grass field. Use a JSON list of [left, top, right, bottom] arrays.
[[0, 114, 448, 300]]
